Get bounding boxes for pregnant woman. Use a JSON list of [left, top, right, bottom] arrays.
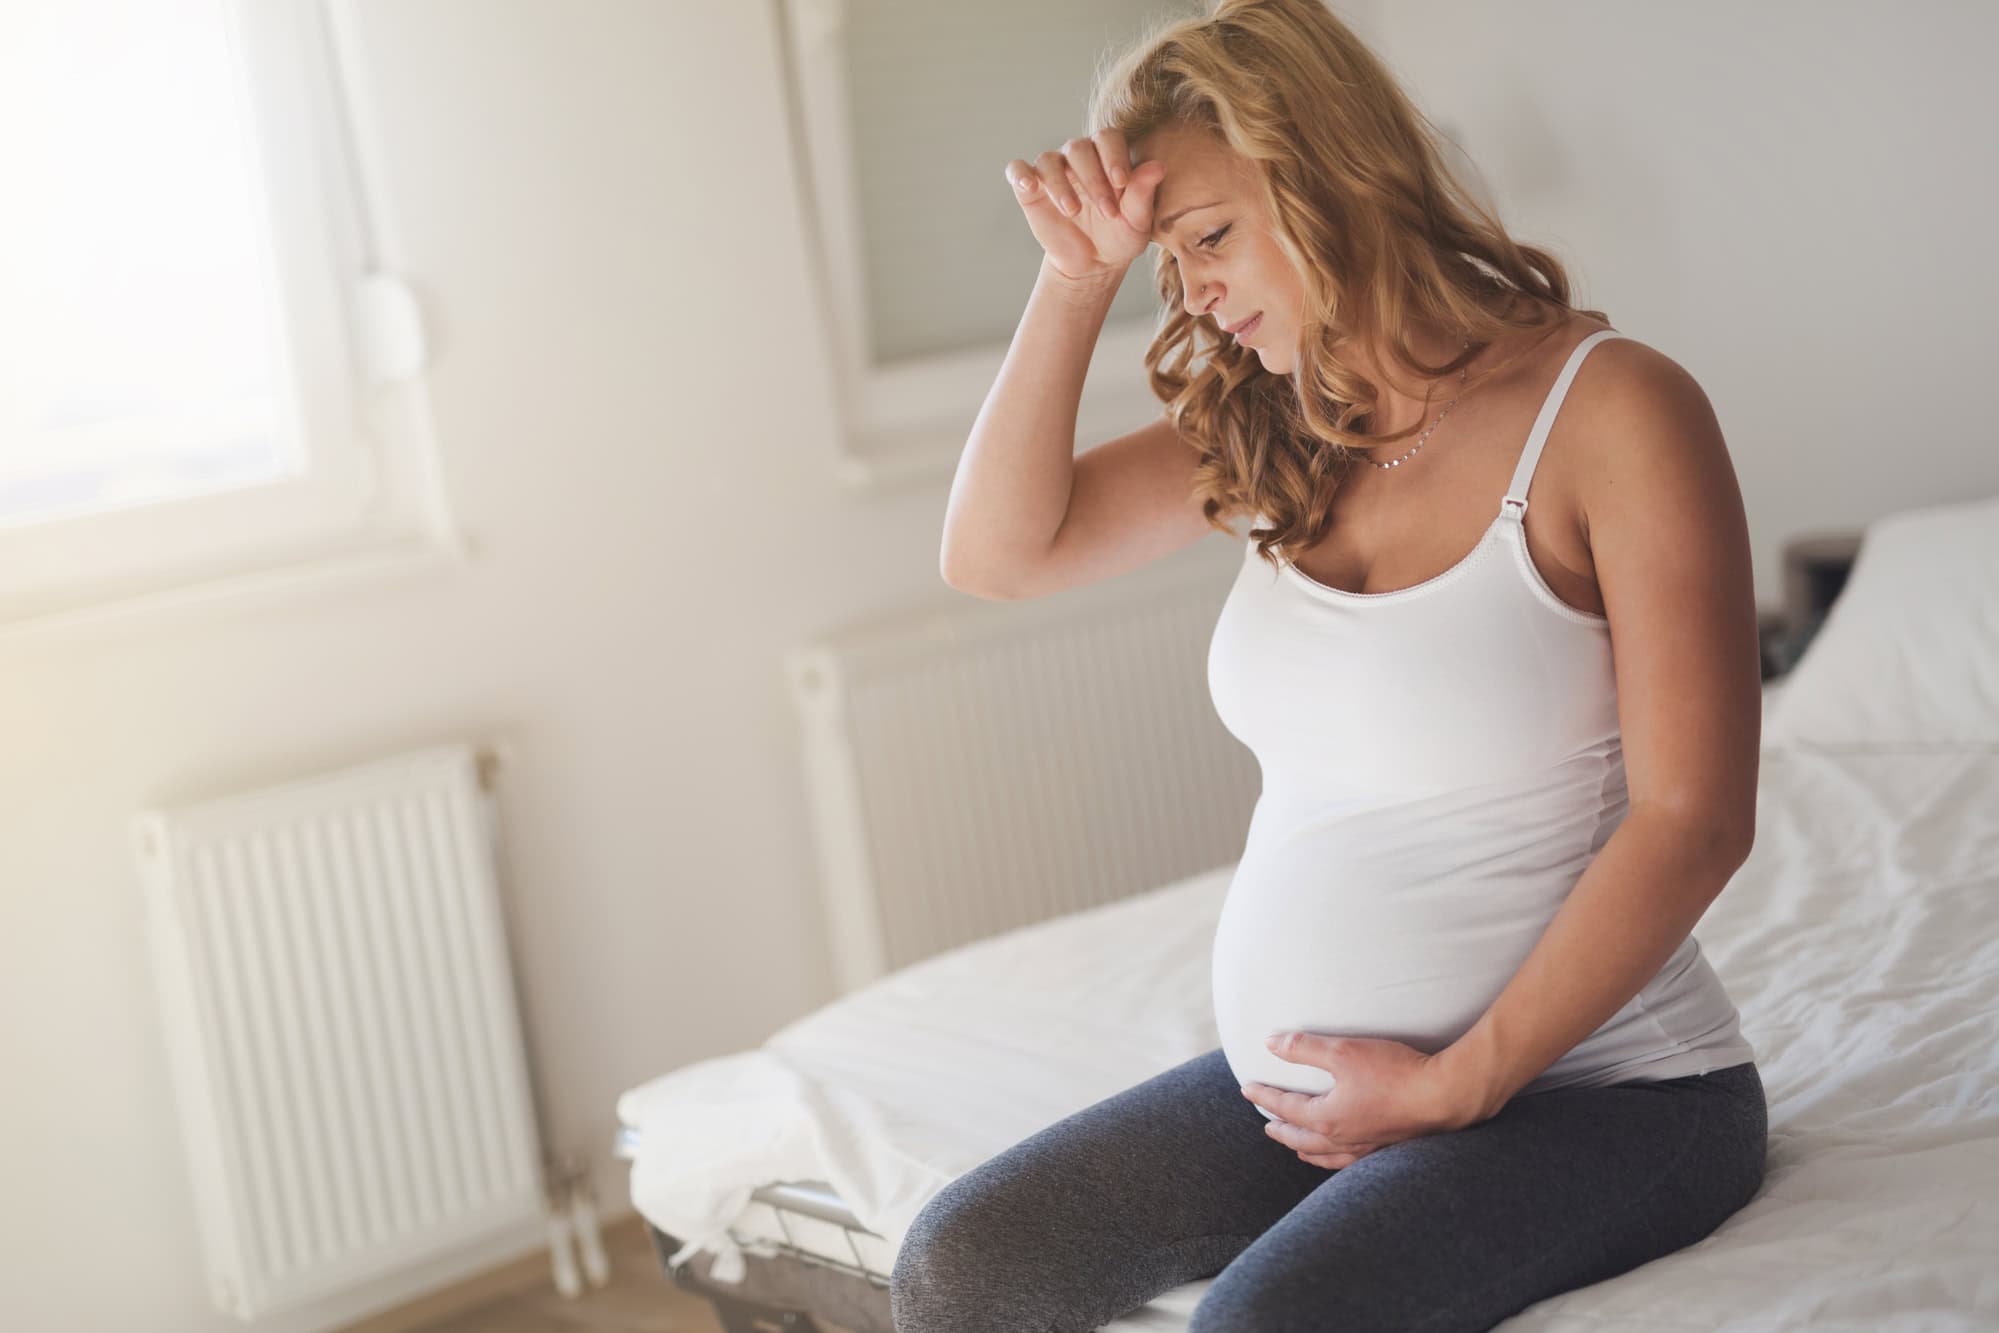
[[907, 1, 1768, 1329]]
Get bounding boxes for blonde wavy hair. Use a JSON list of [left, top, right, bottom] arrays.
[[1087, 0, 1608, 571]]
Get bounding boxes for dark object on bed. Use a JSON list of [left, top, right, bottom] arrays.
[[1760, 531, 1863, 680]]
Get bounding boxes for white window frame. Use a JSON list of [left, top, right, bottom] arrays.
[[0, 0, 466, 647], [776, 0, 1162, 493]]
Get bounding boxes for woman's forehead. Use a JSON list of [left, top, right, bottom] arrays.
[[1134, 130, 1246, 194], [1133, 124, 1217, 169]]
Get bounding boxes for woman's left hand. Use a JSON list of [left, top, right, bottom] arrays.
[[1241, 1032, 1483, 1168]]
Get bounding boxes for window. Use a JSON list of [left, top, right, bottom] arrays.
[[775, 0, 1172, 490], [0, 0, 462, 643]]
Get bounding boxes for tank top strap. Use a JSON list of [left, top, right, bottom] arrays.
[[1501, 328, 1627, 522]]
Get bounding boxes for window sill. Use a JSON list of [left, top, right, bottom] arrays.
[[0, 524, 476, 653]]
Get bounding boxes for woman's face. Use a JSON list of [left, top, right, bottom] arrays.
[[1132, 123, 1305, 375]]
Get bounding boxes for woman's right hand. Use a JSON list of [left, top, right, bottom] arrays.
[[1005, 129, 1166, 286]]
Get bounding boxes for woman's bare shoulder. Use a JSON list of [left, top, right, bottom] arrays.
[[1558, 323, 1737, 547], [1568, 315, 1680, 385]]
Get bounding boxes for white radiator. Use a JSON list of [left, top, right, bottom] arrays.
[[787, 551, 1261, 994], [131, 742, 546, 1323]]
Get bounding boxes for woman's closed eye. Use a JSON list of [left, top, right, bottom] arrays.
[[1160, 224, 1230, 267]]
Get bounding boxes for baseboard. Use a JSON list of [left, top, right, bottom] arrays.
[[334, 1210, 648, 1331]]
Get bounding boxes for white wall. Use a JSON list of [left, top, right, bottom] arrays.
[[1347, 0, 1999, 558], [1, 2, 1992, 1329]]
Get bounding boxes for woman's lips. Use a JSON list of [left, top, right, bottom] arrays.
[[1233, 312, 1263, 343]]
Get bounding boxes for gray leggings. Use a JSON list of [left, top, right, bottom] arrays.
[[890, 1047, 1766, 1332]]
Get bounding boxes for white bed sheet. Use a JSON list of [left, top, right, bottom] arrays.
[[620, 735, 1999, 1329]]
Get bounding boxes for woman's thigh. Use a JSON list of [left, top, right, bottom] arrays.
[[1188, 1061, 1770, 1333], [889, 1045, 1328, 1333]]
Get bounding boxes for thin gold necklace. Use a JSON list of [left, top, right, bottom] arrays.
[[1365, 335, 1472, 470]]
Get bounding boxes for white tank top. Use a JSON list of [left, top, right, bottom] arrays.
[[1206, 329, 1755, 1115]]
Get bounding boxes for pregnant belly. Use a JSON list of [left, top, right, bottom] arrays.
[[1209, 848, 1550, 1118]]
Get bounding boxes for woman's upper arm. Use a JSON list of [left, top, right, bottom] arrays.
[[1581, 346, 1761, 849]]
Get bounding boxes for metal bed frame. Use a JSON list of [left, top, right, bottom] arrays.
[[615, 1127, 894, 1333]]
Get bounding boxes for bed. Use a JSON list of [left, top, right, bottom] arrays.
[[616, 492, 1999, 1331]]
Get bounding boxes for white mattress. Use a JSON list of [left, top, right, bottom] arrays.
[[619, 728, 1999, 1327]]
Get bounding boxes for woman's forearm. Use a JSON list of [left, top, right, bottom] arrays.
[[939, 256, 1125, 596], [1432, 807, 1754, 1124]]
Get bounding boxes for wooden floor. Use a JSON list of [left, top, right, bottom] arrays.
[[338, 1213, 725, 1333]]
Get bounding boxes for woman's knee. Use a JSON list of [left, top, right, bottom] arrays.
[[889, 1172, 1062, 1333]]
